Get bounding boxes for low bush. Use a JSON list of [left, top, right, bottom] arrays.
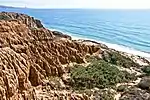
[[70, 60, 136, 90], [142, 65, 150, 75], [102, 51, 141, 68]]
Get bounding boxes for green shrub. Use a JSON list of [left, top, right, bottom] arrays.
[[98, 90, 115, 100], [142, 65, 150, 75], [86, 55, 100, 62], [102, 51, 141, 68], [0, 15, 10, 20], [70, 60, 136, 90]]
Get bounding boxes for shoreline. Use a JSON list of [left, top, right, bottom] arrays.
[[49, 28, 150, 60]]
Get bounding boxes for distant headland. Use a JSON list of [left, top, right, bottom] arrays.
[[0, 5, 27, 9]]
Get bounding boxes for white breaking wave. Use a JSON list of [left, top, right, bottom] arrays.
[[102, 42, 150, 58], [49, 28, 150, 59]]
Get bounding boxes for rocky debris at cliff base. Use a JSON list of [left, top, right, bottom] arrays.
[[138, 76, 150, 90], [119, 86, 150, 100]]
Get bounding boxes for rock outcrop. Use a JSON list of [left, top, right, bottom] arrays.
[[0, 12, 101, 100], [0, 12, 44, 28], [138, 76, 150, 90]]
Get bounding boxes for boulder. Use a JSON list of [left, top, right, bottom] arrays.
[[52, 31, 71, 39], [138, 76, 150, 90]]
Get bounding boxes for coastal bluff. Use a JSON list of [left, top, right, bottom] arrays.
[[0, 12, 101, 100], [0, 12, 150, 100]]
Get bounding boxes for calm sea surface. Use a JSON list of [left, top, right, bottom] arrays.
[[1, 8, 150, 57]]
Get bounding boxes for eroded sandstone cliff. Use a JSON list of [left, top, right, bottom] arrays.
[[0, 12, 101, 100]]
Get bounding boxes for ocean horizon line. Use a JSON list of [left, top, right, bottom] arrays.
[[1, 5, 150, 10]]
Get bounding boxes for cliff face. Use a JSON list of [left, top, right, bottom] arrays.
[[0, 13, 101, 100]]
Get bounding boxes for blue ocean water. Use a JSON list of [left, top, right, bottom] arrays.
[[0, 8, 150, 57]]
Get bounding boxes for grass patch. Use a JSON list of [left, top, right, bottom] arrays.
[[70, 60, 136, 90]]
